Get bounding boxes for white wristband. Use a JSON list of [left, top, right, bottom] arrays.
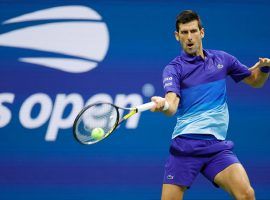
[[163, 101, 169, 111]]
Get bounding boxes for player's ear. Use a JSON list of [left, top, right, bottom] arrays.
[[174, 31, 180, 41], [200, 28, 205, 39]]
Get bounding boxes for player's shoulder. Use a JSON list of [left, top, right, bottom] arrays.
[[163, 56, 182, 75], [165, 56, 182, 69], [207, 49, 238, 68]]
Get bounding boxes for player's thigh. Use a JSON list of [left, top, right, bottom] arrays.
[[214, 163, 254, 197], [161, 184, 186, 200]]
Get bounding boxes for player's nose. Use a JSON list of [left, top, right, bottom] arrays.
[[187, 32, 192, 40]]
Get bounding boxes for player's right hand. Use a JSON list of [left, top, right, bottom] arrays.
[[150, 96, 167, 112]]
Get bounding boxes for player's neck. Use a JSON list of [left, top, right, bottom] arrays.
[[195, 47, 204, 59], [188, 48, 205, 59]]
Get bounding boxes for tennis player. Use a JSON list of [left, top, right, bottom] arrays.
[[151, 10, 270, 200]]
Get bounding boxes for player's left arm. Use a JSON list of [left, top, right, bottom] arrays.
[[243, 58, 270, 88]]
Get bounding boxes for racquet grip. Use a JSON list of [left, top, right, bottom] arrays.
[[136, 101, 169, 112], [136, 102, 155, 112]]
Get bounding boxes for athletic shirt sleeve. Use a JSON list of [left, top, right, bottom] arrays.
[[225, 53, 251, 82], [162, 65, 181, 97]]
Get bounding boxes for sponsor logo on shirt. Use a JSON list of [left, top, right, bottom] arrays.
[[164, 82, 173, 88], [163, 76, 173, 83], [163, 77, 173, 88]]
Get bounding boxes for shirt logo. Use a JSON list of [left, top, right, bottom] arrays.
[[163, 76, 173, 88], [167, 175, 174, 180], [0, 5, 110, 73], [164, 82, 172, 88], [217, 64, 224, 69], [163, 77, 173, 83]]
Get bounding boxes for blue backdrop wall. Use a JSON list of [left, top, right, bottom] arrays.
[[0, 1, 270, 199]]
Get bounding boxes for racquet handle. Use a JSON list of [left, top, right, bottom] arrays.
[[136, 101, 169, 112]]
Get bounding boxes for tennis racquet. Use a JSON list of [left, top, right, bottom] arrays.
[[73, 101, 169, 145]]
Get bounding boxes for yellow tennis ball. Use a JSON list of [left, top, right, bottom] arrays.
[[91, 128, 105, 140]]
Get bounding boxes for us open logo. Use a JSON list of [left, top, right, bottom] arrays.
[[0, 6, 150, 142], [0, 5, 109, 73]]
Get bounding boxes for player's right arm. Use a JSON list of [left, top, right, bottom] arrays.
[[151, 92, 180, 116], [151, 63, 181, 116]]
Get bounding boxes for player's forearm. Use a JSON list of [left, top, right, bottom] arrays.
[[164, 93, 180, 116], [254, 68, 269, 87]]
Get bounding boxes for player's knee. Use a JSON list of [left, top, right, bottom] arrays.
[[235, 186, 255, 200]]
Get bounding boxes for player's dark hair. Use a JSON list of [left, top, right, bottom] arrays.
[[176, 10, 202, 32]]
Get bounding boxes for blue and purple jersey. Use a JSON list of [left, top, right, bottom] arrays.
[[163, 49, 251, 140]]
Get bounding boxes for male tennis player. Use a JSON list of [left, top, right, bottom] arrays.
[[151, 10, 270, 200]]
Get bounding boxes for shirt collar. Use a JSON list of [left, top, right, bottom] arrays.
[[181, 49, 213, 62]]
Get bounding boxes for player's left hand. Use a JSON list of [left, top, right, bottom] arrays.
[[258, 57, 270, 67]]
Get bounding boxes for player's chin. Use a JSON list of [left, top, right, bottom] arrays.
[[185, 48, 196, 55]]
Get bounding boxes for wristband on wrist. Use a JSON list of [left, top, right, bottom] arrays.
[[260, 66, 270, 73]]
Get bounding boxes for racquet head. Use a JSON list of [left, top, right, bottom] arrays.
[[73, 102, 119, 145]]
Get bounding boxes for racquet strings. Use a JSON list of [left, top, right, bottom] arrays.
[[74, 103, 118, 144]]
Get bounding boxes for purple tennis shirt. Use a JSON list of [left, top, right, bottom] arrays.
[[163, 49, 251, 140]]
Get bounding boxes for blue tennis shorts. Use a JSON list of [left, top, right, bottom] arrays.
[[163, 136, 239, 188]]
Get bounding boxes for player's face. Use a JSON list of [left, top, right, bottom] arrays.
[[175, 20, 204, 56]]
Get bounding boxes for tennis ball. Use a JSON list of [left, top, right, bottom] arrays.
[[91, 128, 105, 140]]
